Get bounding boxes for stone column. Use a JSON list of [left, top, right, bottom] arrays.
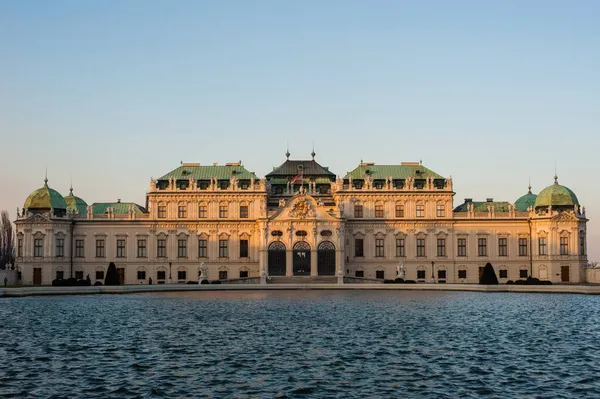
[[310, 249, 318, 276], [286, 250, 293, 276]]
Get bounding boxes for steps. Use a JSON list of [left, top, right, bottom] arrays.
[[266, 276, 338, 284]]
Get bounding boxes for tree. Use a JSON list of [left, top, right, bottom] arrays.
[[105, 262, 120, 285], [479, 262, 499, 285], [0, 211, 15, 270]]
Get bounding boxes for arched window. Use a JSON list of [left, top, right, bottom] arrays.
[[268, 241, 286, 276], [317, 241, 336, 276]]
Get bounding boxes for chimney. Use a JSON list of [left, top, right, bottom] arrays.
[[486, 198, 493, 202], [117, 199, 121, 203], [464, 198, 473, 203]]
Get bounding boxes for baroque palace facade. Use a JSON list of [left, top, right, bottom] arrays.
[[14, 153, 589, 285]]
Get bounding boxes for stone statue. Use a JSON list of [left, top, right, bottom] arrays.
[[16, 207, 20, 218], [397, 262, 406, 280], [279, 199, 286, 208], [198, 262, 208, 284], [574, 204, 579, 215]]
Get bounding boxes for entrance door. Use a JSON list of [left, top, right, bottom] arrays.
[[317, 241, 336, 276], [561, 266, 570, 282], [33, 268, 42, 285], [117, 268, 125, 285], [268, 242, 286, 276], [293, 241, 311, 276]]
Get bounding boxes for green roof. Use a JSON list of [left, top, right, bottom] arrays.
[[535, 179, 579, 207], [266, 159, 336, 178], [91, 202, 146, 215], [515, 188, 537, 212], [158, 164, 258, 181], [24, 180, 67, 210], [344, 164, 444, 180], [454, 201, 512, 213], [268, 177, 334, 185], [64, 188, 88, 216]]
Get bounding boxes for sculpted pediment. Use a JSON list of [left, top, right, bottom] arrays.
[[552, 212, 578, 223], [23, 213, 52, 224], [270, 195, 340, 222]]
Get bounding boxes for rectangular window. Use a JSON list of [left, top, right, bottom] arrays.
[[416, 238, 426, 257], [498, 238, 508, 256], [219, 205, 228, 218], [519, 269, 528, 278], [177, 270, 187, 280], [417, 270, 426, 280], [416, 204, 425, 218], [96, 270, 105, 280], [396, 238, 405, 257], [539, 237, 547, 255], [240, 239, 249, 258], [178, 205, 187, 218], [96, 239, 105, 258], [198, 239, 207, 258], [116, 239, 126, 258], [457, 238, 467, 257], [33, 239, 43, 257], [219, 271, 228, 280], [499, 269, 508, 279], [355, 270, 364, 278], [436, 204, 445, 217], [75, 239, 84, 258], [157, 239, 167, 258], [437, 238, 446, 257], [519, 238, 528, 256], [560, 237, 568, 255], [355, 238, 364, 257], [75, 271, 83, 280], [137, 270, 146, 280], [478, 238, 487, 257], [580, 235, 585, 255], [458, 269, 467, 279], [137, 239, 147, 258], [376, 270, 385, 279], [375, 238, 384, 257], [178, 239, 187, 258], [438, 270, 446, 279], [56, 238, 64, 257], [240, 205, 248, 218], [239, 270, 249, 278], [395, 204, 404, 218], [198, 205, 207, 218], [56, 270, 64, 280], [375, 204, 384, 218], [157, 270, 166, 280], [354, 204, 363, 218], [17, 238, 23, 257], [219, 240, 228, 257], [158, 205, 166, 218]]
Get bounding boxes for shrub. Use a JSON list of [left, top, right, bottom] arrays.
[[52, 278, 65, 286], [404, 280, 416, 284], [105, 262, 120, 286], [479, 263, 499, 285], [540, 280, 553, 285], [200, 279, 209, 284], [94, 281, 103, 286], [66, 277, 78, 286], [211, 280, 222, 284], [394, 278, 405, 283], [187, 281, 199, 284], [506, 280, 514, 285], [76, 279, 91, 286], [383, 279, 395, 284]]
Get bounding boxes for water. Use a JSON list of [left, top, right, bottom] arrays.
[[1, 291, 600, 398]]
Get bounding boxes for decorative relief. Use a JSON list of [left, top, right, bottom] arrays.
[[289, 199, 315, 219]]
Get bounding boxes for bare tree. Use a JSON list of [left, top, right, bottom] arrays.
[[0, 210, 15, 269]]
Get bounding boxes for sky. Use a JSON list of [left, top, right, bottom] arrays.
[[0, 1, 598, 260]]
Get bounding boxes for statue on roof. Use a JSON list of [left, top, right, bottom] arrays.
[[16, 207, 20, 218]]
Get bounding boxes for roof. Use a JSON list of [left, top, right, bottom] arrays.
[[268, 177, 334, 185], [91, 202, 146, 215], [158, 164, 258, 181], [454, 201, 512, 213], [535, 178, 579, 207], [24, 179, 67, 210], [64, 188, 88, 216], [344, 163, 444, 180], [515, 188, 537, 212], [266, 160, 336, 178]]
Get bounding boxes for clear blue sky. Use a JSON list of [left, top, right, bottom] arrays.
[[1, 1, 598, 259]]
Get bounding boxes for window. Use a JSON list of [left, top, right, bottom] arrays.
[[458, 269, 467, 279], [198, 204, 207, 218], [519, 269, 528, 278], [580, 234, 585, 255], [240, 239, 249, 258], [75, 271, 83, 280], [33, 239, 43, 257], [157, 270, 166, 280], [219, 204, 228, 218], [56, 270, 64, 280], [158, 205, 166, 218], [355, 270, 364, 278], [116, 239, 126, 258], [436, 204, 445, 217], [539, 237, 547, 255], [560, 237, 568, 255], [178, 205, 187, 218], [75, 239, 84, 258], [499, 269, 508, 279], [157, 239, 167, 258], [396, 238, 405, 257], [519, 238, 528, 256], [355, 238, 364, 257], [375, 238, 384, 257], [354, 204, 363, 218], [219, 239, 228, 257], [239, 270, 249, 278], [437, 270, 446, 279], [18, 238, 23, 257], [395, 204, 404, 218], [457, 238, 467, 257], [417, 270, 426, 280], [416, 238, 426, 257], [137, 270, 146, 280], [178, 239, 187, 258], [437, 238, 446, 257], [240, 205, 248, 218], [375, 203, 384, 218], [376, 270, 385, 279], [177, 270, 187, 280], [56, 238, 64, 257], [219, 271, 228, 280], [96, 270, 105, 280], [478, 238, 487, 257], [137, 239, 147, 258], [96, 239, 105, 258], [416, 204, 425, 218], [198, 239, 207, 257], [498, 238, 508, 257]]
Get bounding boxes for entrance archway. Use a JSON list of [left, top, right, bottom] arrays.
[[293, 241, 311, 276], [268, 241, 286, 276], [317, 241, 336, 276]]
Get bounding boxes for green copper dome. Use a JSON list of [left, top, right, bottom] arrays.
[[64, 187, 88, 216], [534, 177, 579, 208], [24, 179, 67, 210], [515, 186, 537, 212]]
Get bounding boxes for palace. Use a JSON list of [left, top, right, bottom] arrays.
[[14, 153, 589, 285]]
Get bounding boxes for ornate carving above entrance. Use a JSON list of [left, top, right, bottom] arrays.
[[289, 199, 314, 219]]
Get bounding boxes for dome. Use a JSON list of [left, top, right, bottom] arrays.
[[534, 177, 579, 208], [24, 178, 67, 211], [64, 187, 88, 216], [515, 186, 537, 212]]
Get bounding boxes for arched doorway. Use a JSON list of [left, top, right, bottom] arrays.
[[317, 241, 336, 276], [293, 241, 311, 276], [268, 241, 286, 276]]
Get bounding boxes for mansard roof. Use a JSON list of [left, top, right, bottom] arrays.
[[158, 163, 258, 181], [266, 160, 336, 178], [344, 162, 444, 180], [454, 200, 511, 213], [91, 202, 146, 215]]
